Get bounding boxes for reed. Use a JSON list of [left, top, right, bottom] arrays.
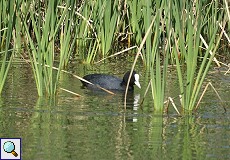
[[126, 0, 227, 111], [0, 0, 228, 113], [172, 0, 225, 111], [147, 1, 170, 111], [127, 0, 144, 49], [0, 0, 17, 95], [75, 1, 99, 63], [128, 0, 171, 111], [75, 0, 120, 63], [90, 0, 119, 57], [24, 1, 76, 96], [151, 1, 172, 111]]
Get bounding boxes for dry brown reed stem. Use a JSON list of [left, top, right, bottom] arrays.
[[60, 87, 83, 97], [224, 0, 230, 21], [140, 79, 151, 106], [224, 64, 230, 75], [95, 46, 138, 64], [194, 82, 226, 112], [168, 97, 181, 115], [200, 34, 221, 67], [218, 23, 230, 44]]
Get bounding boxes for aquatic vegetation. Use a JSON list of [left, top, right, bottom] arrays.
[[172, 0, 226, 112], [23, 1, 77, 96], [131, 0, 228, 112], [0, 0, 16, 95], [0, 0, 229, 112]]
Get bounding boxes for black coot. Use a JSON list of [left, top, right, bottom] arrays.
[[81, 71, 141, 91]]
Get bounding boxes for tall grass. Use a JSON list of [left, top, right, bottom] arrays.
[[0, 0, 228, 112], [146, 1, 170, 111], [74, 2, 99, 63], [126, 0, 227, 111], [172, 0, 225, 111], [96, 0, 119, 56], [0, 0, 18, 95], [127, 1, 171, 110], [24, 1, 76, 96]]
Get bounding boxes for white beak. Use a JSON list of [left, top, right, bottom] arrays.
[[134, 74, 141, 89]]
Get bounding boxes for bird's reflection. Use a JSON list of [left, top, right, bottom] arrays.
[[122, 93, 140, 123], [83, 89, 140, 108], [82, 88, 141, 123]]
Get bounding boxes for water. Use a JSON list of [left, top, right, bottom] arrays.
[[0, 63, 229, 160]]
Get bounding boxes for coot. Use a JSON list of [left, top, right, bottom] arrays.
[[81, 71, 141, 91]]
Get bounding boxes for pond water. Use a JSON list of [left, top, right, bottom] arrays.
[[0, 62, 229, 160]]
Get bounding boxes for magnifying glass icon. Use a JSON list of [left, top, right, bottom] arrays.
[[3, 141, 18, 157]]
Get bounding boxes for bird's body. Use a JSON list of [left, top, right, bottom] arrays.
[[81, 71, 141, 91]]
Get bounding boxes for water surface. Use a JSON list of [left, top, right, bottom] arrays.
[[0, 63, 229, 159]]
